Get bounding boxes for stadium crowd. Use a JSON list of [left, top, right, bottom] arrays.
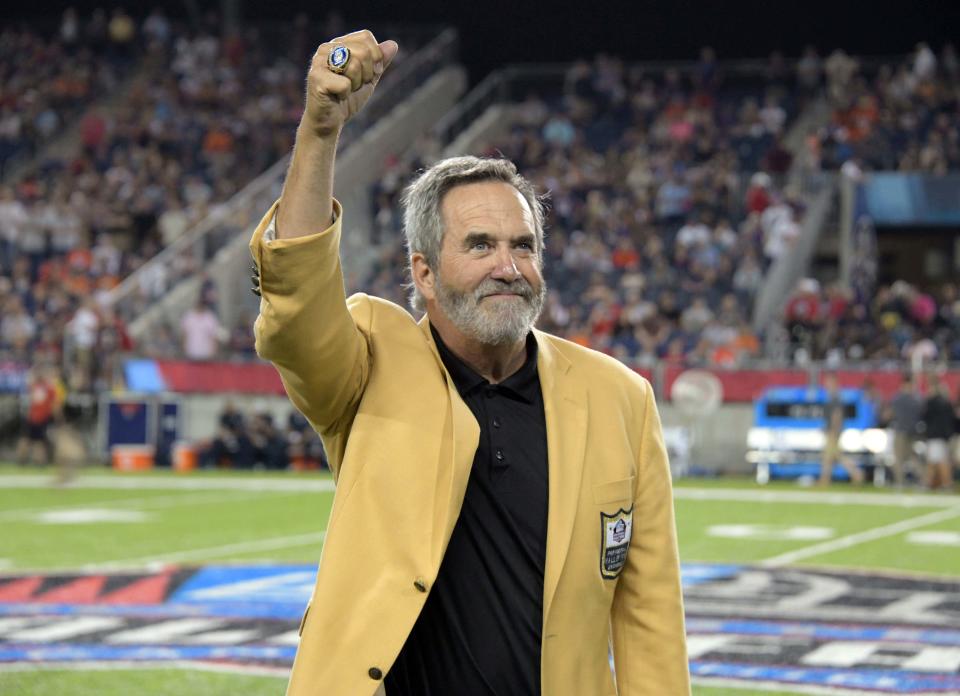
[[0, 8, 141, 177], [0, 19, 958, 478], [365, 52, 803, 368], [785, 278, 960, 365], [0, 8, 310, 391], [810, 42, 960, 173]]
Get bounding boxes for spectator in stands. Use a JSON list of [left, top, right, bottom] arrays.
[[922, 374, 955, 491], [796, 46, 822, 98], [824, 49, 859, 106], [890, 373, 923, 487], [64, 297, 100, 390], [1, 296, 36, 357], [0, 186, 27, 273], [819, 374, 864, 486], [180, 297, 224, 360], [228, 311, 256, 359]]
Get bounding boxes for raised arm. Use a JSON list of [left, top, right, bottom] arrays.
[[277, 30, 398, 238], [251, 31, 398, 441]]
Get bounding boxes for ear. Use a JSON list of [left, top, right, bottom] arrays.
[[411, 252, 437, 303]]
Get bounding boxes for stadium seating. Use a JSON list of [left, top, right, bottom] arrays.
[[813, 43, 960, 172], [363, 54, 801, 367], [1, 23, 958, 403]]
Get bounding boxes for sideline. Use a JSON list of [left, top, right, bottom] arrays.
[[0, 475, 336, 493], [761, 504, 960, 567], [675, 487, 959, 508], [2, 474, 955, 507]]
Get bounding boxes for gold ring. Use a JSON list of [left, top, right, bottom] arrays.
[[327, 45, 350, 74]]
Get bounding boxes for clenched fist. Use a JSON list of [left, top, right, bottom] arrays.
[[304, 30, 399, 138]]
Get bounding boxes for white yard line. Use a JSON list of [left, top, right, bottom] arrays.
[[82, 531, 327, 572], [0, 475, 335, 493], [0, 490, 297, 522], [761, 504, 960, 567], [675, 487, 959, 508]]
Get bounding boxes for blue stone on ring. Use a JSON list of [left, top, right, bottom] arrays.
[[328, 45, 350, 74]]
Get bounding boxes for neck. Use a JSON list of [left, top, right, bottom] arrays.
[[427, 310, 528, 384]]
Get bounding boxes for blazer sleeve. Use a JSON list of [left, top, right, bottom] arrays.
[[610, 380, 690, 695], [249, 199, 370, 448]]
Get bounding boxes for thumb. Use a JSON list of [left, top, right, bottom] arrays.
[[379, 40, 399, 71]]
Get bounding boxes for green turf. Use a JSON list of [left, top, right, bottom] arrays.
[[1, 467, 957, 694], [0, 479, 333, 570], [675, 498, 946, 563], [0, 668, 824, 696], [797, 513, 960, 575], [0, 668, 286, 696]]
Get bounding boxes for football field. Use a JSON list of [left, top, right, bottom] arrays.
[[0, 466, 957, 695]]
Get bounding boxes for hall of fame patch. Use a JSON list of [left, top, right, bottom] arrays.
[[600, 507, 633, 579]]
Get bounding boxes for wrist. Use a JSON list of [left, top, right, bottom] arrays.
[[298, 120, 342, 146]]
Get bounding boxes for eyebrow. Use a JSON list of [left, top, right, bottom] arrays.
[[462, 232, 537, 248]]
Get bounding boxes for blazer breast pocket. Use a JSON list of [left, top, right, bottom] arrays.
[[592, 476, 635, 506]]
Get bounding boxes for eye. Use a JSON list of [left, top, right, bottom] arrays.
[[471, 240, 489, 251]]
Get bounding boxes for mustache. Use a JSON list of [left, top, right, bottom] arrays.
[[473, 278, 536, 301]]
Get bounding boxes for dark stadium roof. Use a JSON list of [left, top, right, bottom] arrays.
[[5, 0, 958, 80]]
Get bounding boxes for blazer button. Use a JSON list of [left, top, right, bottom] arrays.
[[414, 578, 428, 593], [368, 667, 383, 680]]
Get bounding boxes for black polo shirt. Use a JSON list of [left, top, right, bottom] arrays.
[[384, 326, 549, 696]]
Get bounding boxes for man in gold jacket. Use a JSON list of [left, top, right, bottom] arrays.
[[250, 29, 690, 696]]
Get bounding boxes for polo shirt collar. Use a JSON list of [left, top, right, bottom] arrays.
[[429, 323, 539, 404]]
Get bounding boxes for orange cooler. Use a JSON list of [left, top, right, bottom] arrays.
[[111, 445, 155, 471], [173, 442, 198, 472]]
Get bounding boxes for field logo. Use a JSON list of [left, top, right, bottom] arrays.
[[600, 507, 633, 579], [1, 563, 959, 693]]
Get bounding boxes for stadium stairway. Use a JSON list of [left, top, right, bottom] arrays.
[[751, 96, 839, 339], [108, 29, 466, 343]]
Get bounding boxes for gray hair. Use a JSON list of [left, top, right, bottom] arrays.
[[401, 155, 547, 312]]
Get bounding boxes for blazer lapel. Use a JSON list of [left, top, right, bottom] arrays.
[[534, 330, 587, 625], [418, 318, 479, 561]]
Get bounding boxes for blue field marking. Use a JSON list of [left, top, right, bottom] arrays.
[[692, 662, 960, 693], [2, 562, 959, 694], [168, 564, 315, 606], [686, 618, 960, 647], [679, 563, 741, 587]]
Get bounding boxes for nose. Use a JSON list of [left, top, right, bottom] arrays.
[[489, 245, 520, 281]]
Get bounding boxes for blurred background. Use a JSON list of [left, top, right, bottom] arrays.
[[0, 2, 958, 695]]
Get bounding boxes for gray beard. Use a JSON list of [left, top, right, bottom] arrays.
[[434, 272, 546, 346]]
